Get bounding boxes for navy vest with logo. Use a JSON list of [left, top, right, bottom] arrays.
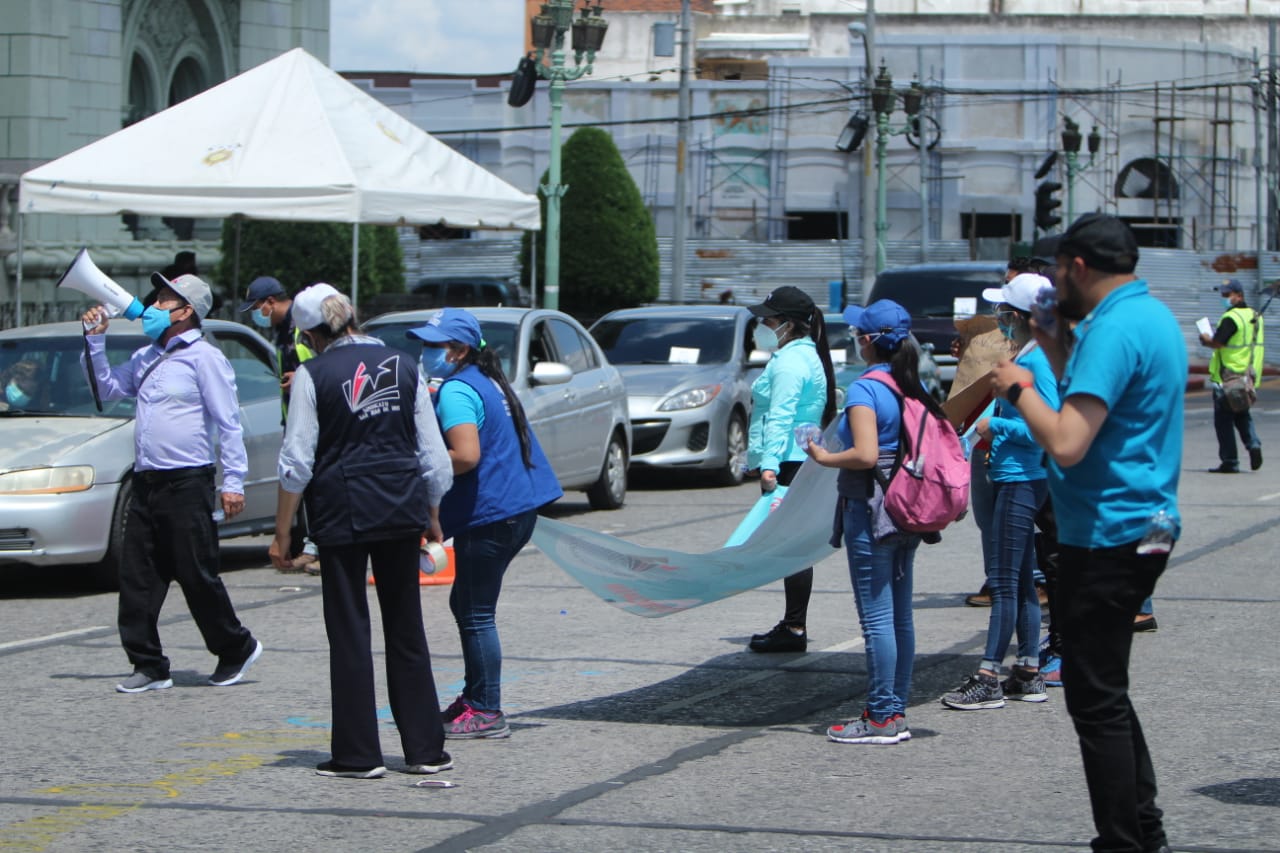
[[304, 341, 431, 545], [436, 364, 562, 537]]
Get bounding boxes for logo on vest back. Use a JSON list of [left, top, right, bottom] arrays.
[[344, 355, 402, 418]]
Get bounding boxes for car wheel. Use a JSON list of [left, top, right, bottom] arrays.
[[90, 477, 130, 591], [713, 410, 748, 487], [586, 431, 628, 510]]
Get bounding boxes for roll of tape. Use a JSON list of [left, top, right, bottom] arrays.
[[420, 540, 448, 575]]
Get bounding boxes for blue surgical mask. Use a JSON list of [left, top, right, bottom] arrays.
[[1221, 297, 1233, 311], [5, 382, 31, 407], [997, 321, 1015, 340], [753, 325, 780, 352], [140, 305, 173, 341], [251, 306, 272, 329], [422, 348, 456, 379]]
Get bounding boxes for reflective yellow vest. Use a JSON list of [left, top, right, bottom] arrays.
[[1209, 305, 1264, 384]]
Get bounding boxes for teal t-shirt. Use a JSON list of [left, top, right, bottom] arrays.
[[1047, 280, 1186, 548], [988, 345, 1059, 483], [436, 379, 486, 431]]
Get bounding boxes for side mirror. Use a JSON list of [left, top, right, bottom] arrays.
[[530, 361, 573, 386]]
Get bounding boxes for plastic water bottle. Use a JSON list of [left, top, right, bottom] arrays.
[[1031, 285, 1058, 335], [793, 422, 824, 450], [1136, 509, 1176, 555], [211, 508, 225, 523]]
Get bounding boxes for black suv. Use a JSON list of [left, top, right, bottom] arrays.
[[864, 261, 1007, 389]]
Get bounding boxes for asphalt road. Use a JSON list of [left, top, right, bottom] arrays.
[[0, 382, 1277, 853]]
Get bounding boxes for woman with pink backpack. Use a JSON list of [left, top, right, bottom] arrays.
[[805, 299, 957, 744]]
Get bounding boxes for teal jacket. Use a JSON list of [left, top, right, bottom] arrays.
[[748, 337, 828, 473]]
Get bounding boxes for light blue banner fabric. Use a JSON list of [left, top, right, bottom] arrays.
[[530, 457, 840, 617]]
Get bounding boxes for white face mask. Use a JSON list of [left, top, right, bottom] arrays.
[[753, 324, 780, 352]]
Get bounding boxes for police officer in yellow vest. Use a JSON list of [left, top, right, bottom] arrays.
[[1200, 278, 1264, 473], [241, 276, 320, 569]]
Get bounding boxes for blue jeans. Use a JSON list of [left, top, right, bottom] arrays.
[[843, 498, 919, 723], [448, 508, 538, 712], [1213, 386, 1261, 467], [981, 479, 1048, 670]]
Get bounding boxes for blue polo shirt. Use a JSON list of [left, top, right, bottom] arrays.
[[1047, 279, 1185, 548]]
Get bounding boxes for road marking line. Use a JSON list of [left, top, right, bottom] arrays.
[[0, 627, 110, 651], [652, 636, 866, 714], [1259, 492, 1280, 502]]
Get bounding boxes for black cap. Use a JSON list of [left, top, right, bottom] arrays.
[[238, 276, 287, 312], [1057, 213, 1139, 274], [747, 286, 816, 323], [1029, 235, 1061, 266]]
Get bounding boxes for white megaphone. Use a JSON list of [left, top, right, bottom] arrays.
[[56, 248, 146, 323]]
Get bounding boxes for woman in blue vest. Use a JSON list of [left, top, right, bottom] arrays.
[[409, 309, 563, 740], [806, 300, 944, 744], [743, 286, 837, 652], [940, 273, 1060, 710]]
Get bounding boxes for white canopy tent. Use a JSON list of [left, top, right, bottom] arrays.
[[15, 47, 540, 324]]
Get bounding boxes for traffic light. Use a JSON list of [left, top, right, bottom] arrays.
[[1034, 181, 1063, 232]]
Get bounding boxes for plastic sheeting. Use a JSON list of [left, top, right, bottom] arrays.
[[531, 457, 841, 618]]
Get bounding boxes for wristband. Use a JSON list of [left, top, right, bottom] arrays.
[[1006, 380, 1033, 405]]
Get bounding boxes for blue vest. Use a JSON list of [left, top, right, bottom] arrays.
[[304, 342, 431, 546], [436, 365, 562, 537]]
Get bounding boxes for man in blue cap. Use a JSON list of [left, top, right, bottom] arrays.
[[1200, 278, 1264, 473]]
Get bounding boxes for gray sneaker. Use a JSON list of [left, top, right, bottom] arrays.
[[1002, 669, 1048, 703], [116, 672, 173, 693], [941, 673, 1005, 710], [892, 713, 911, 741]]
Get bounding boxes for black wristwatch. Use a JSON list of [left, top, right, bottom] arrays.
[[1006, 381, 1032, 405]]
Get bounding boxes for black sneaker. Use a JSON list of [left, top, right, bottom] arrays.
[[1001, 667, 1048, 703], [1250, 446, 1263, 471], [209, 640, 263, 686], [748, 622, 807, 653], [315, 760, 386, 779], [1208, 462, 1240, 474], [941, 673, 1005, 710], [405, 753, 453, 774], [1133, 615, 1158, 632]]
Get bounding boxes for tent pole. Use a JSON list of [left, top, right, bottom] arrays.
[[351, 223, 359, 307], [14, 213, 23, 328], [233, 216, 243, 301]]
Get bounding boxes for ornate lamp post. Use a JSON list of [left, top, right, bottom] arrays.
[[869, 61, 923, 275], [530, 1, 608, 311], [1061, 117, 1101, 225]]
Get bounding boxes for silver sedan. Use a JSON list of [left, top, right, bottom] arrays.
[[0, 320, 285, 588]]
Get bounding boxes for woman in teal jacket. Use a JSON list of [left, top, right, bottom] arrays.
[[744, 286, 837, 652]]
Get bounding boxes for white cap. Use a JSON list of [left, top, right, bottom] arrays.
[[982, 273, 1052, 313], [150, 272, 213, 319], [291, 283, 343, 331]]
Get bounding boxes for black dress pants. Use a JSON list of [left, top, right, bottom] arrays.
[[321, 537, 447, 768], [775, 461, 814, 626], [1058, 541, 1170, 853], [118, 467, 255, 678]]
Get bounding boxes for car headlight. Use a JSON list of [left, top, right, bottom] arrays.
[[0, 466, 96, 495], [658, 384, 722, 412]]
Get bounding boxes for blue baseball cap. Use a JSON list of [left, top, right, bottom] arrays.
[[238, 276, 287, 312], [843, 300, 912, 348], [407, 308, 483, 349], [1219, 278, 1244, 296]]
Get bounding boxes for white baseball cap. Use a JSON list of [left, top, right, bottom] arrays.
[[291, 283, 344, 331], [983, 273, 1052, 313]]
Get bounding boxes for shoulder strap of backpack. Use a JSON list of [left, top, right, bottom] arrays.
[[860, 371, 907, 490]]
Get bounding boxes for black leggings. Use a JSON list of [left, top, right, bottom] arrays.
[[773, 461, 813, 628]]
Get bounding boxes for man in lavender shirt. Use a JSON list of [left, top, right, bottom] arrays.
[[82, 273, 262, 694]]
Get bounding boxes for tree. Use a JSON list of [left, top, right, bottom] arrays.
[[520, 127, 658, 317], [215, 219, 404, 307]]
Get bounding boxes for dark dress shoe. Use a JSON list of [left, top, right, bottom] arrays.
[[1207, 463, 1239, 474]]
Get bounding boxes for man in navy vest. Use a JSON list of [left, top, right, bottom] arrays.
[[270, 284, 454, 779]]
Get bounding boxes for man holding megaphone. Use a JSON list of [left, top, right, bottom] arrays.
[[81, 271, 263, 695]]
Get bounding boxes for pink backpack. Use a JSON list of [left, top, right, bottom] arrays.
[[861, 372, 970, 533]]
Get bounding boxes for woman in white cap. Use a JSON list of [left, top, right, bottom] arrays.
[[408, 308, 563, 740], [940, 273, 1060, 711]]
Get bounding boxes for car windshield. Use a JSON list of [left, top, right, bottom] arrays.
[[0, 334, 150, 418], [364, 320, 518, 380], [591, 316, 739, 365], [867, 269, 1001, 318]]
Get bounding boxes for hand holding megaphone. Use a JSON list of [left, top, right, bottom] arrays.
[[81, 305, 111, 336]]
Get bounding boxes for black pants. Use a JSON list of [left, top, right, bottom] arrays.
[[1058, 541, 1170, 853], [321, 537, 447, 768], [774, 461, 813, 627], [118, 467, 255, 678], [1034, 497, 1061, 656]]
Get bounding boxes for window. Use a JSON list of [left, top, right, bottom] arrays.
[[212, 333, 279, 403], [591, 316, 738, 365], [546, 320, 597, 373], [787, 211, 848, 241]]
